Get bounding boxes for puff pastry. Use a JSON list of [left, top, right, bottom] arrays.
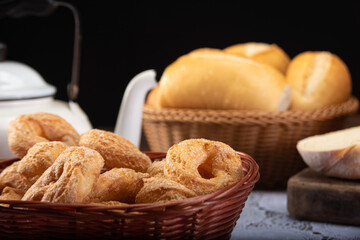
[[0, 141, 67, 194], [8, 112, 80, 158], [164, 138, 243, 195], [22, 146, 104, 203], [79, 129, 151, 172], [135, 176, 196, 204], [147, 160, 165, 177], [88, 168, 149, 204]]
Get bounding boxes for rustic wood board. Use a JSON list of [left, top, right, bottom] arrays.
[[287, 168, 360, 225]]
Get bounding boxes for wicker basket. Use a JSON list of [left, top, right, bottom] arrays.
[[142, 97, 359, 189], [0, 151, 259, 240]]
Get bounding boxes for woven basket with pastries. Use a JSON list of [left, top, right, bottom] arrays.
[[142, 43, 359, 189], [0, 113, 259, 239]]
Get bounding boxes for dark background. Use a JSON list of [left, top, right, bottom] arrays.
[[1, 0, 359, 129]]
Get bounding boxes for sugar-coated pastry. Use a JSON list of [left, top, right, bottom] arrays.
[[135, 177, 196, 204], [90, 201, 128, 206], [147, 160, 165, 177], [87, 168, 149, 204], [8, 112, 80, 158], [0, 141, 67, 193], [79, 129, 152, 172], [164, 138, 243, 195], [22, 146, 104, 203], [0, 187, 24, 200]]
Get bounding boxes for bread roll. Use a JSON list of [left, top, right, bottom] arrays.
[[145, 86, 159, 106], [187, 47, 224, 55], [297, 126, 360, 179], [286, 51, 351, 110], [153, 51, 292, 111], [224, 42, 290, 74]]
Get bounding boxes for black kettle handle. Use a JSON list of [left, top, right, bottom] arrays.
[[0, 0, 81, 101], [0, 0, 55, 18]]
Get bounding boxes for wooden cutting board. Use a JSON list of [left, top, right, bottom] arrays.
[[287, 168, 360, 225]]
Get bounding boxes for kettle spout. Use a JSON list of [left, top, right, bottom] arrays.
[[114, 70, 157, 147]]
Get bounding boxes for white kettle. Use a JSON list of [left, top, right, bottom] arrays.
[[114, 69, 157, 148], [0, 51, 92, 158]]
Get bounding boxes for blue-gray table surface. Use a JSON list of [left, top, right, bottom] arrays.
[[231, 191, 360, 240]]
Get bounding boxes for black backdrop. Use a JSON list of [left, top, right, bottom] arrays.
[[1, 0, 359, 129]]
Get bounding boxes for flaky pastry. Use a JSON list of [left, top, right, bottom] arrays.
[[8, 112, 80, 158], [0, 187, 24, 200], [22, 146, 104, 203], [79, 129, 151, 172], [147, 160, 166, 177], [0, 141, 67, 195], [164, 138, 243, 195], [87, 168, 149, 204], [135, 176, 196, 204]]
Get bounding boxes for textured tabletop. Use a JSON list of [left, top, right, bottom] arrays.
[[231, 191, 360, 240]]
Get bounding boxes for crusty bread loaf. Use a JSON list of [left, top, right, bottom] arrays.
[[224, 42, 290, 74], [286, 51, 352, 110], [297, 126, 360, 179], [152, 51, 292, 111]]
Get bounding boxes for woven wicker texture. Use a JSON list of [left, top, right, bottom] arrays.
[[142, 97, 359, 189], [0, 152, 259, 240]]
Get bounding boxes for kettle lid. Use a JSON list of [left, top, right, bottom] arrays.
[[0, 60, 56, 100]]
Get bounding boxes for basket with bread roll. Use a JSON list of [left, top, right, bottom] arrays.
[[142, 42, 359, 189], [0, 112, 259, 239]]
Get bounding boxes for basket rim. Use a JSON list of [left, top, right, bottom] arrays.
[[143, 97, 359, 124], [0, 151, 259, 214]]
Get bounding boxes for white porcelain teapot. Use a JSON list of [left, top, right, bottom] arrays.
[[0, 55, 92, 158]]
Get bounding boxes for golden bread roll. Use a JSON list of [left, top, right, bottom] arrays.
[[0, 141, 67, 194], [79, 129, 151, 172], [87, 168, 149, 204], [145, 49, 222, 106], [187, 47, 223, 55], [135, 176, 196, 204], [297, 126, 360, 179], [286, 51, 351, 110], [145, 86, 160, 106], [8, 112, 80, 158], [22, 146, 104, 203], [164, 138, 243, 195], [153, 51, 292, 111], [224, 42, 291, 74]]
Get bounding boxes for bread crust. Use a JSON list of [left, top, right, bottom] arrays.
[[156, 51, 291, 111], [297, 126, 360, 179], [286, 51, 351, 110], [224, 42, 290, 74]]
